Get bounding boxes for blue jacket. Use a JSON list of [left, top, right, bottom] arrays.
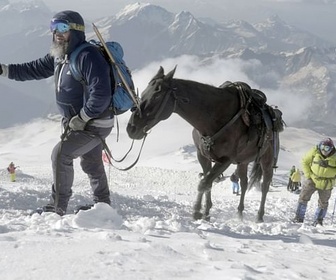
[[8, 46, 113, 126], [7, 10, 113, 127]]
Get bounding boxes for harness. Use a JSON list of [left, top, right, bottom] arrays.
[[201, 82, 280, 167], [311, 156, 336, 189]]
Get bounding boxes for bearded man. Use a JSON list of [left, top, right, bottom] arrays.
[[0, 11, 115, 215]]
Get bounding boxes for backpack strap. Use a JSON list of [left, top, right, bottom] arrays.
[[69, 42, 92, 83]]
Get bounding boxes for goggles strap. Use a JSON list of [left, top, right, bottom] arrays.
[[69, 23, 85, 32]]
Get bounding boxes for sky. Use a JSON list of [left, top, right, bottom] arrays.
[[1, 114, 336, 279], [39, 0, 336, 44]]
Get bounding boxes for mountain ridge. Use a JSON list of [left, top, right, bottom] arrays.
[[0, 1, 335, 131]]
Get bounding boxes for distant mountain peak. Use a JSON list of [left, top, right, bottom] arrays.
[[117, 2, 151, 17], [115, 2, 172, 24], [267, 14, 286, 24], [176, 10, 194, 19], [171, 10, 200, 30]]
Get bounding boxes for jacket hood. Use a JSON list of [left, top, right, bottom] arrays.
[[52, 10, 86, 54]]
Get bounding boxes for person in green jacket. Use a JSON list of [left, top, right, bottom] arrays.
[[293, 138, 336, 226], [290, 168, 301, 192], [287, 165, 296, 191]]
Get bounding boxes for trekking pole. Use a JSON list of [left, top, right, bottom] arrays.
[[331, 196, 336, 225], [108, 164, 111, 187], [92, 23, 140, 110]]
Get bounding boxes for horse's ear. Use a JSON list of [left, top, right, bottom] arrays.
[[152, 66, 165, 80], [165, 65, 177, 80], [158, 66, 164, 76]]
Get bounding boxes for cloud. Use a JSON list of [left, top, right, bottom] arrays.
[[133, 55, 312, 125], [133, 55, 251, 90]]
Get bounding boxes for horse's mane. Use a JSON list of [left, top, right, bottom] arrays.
[[174, 78, 230, 93]]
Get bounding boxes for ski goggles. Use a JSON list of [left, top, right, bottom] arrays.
[[50, 19, 85, 33], [320, 144, 332, 152]]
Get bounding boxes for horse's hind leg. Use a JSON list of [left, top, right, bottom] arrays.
[[257, 165, 273, 222], [236, 163, 248, 220], [256, 150, 274, 222]]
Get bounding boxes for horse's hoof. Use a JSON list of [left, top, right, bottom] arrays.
[[203, 215, 211, 222], [256, 217, 264, 223], [193, 212, 203, 220]]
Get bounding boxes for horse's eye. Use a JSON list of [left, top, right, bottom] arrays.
[[154, 85, 161, 93]]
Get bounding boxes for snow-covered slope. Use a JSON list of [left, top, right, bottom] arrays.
[[1, 117, 336, 279]]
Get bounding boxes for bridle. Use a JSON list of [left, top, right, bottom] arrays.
[[141, 80, 185, 134], [111, 78, 188, 170]]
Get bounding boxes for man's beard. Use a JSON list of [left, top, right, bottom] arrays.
[[50, 41, 69, 58]]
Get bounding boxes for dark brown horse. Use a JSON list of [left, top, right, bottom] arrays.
[[127, 66, 284, 222]]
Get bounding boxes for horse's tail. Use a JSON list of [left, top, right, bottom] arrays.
[[248, 161, 263, 191]]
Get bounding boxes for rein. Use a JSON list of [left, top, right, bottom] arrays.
[[101, 85, 176, 172], [100, 134, 147, 171]]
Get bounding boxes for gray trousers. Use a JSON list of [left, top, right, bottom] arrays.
[[298, 178, 332, 209], [51, 125, 113, 212]]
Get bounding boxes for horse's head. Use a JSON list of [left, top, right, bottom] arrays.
[[127, 66, 177, 140]]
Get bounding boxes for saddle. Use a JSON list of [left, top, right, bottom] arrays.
[[220, 81, 285, 167], [220, 81, 284, 132]]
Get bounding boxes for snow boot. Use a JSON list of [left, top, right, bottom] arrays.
[[312, 207, 327, 227], [35, 204, 65, 216], [312, 219, 323, 227], [293, 203, 307, 223], [74, 204, 94, 214]]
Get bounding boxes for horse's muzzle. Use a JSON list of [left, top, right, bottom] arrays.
[[126, 123, 146, 140]]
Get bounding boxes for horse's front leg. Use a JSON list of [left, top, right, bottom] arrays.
[[204, 190, 213, 221], [193, 135, 212, 220], [237, 180, 247, 220], [194, 178, 212, 220], [192, 129, 230, 220], [198, 161, 231, 220], [193, 175, 214, 220], [193, 190, 204, 220], [193, 176, 213, 220]]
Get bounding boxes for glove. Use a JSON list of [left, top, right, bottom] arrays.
[[69, 115, 87, 131]]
